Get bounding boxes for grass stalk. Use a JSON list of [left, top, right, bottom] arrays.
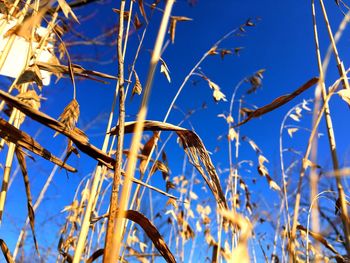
[[103, 1, 174, 261]]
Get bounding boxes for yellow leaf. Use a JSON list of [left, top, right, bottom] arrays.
[[58, 0, 79, 23], [269, 180, 281, 191], [287, 128, 298, 138], [338, 89, 350, 106], [213, 89, 227, 102], [228, 127, 239, 141], [289, 114, 300, 122]]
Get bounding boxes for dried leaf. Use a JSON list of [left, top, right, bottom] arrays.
[[0, 118, 76, 172], [134, 13, 142, 29], [287, 127, 298, 138], [228, 127, 238, 142], [17, 90, 41, 111], [297, 225, 340, 255], [17, 65, 43, 88], [207, 79, 227, 102], [36, 61, 117, 82], [338, 89, 350, 106], [236, 77, 319, 127], [0, 239, 14, 263], [132, 70, 142, 97], [169, 16, 192, 43], [289, 113, 300, 122], [138, 0, 148, 23], [242, 136, 261, 153], [110, 120, 228, 209], [58, 0, 79, 23], [160, 58, 171, 83], [15, 148, 39, 254]]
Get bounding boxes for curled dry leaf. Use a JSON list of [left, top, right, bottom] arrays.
[[169, 16, 192, 43], [125, 210, 175, 263], [110, 120, 228, 209], [236, 77, 319, 127], [132, 70, 142, 97]]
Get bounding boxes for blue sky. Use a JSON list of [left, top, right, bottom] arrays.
[[1, 0, 350, 261]]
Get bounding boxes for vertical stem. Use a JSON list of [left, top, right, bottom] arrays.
[[316, 0, 350, 256], [103, 1, 126, 262], [103, 1, 175, 262]]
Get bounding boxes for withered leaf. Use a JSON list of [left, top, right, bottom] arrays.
[[134, 13, 142, 30], [220, 49, 232, 59], [0, 118, 76, 172], [110, 120, 228, 209], [160, 58, 171, 83], [15, 148, 39, 254], [58, 0, 79, 23], [169, 16, 192, 43], [338, 89, 350, 106], [132, 70, 142, 97], [17, 65, 43, 88], [236, 77, 319, 127], [138, 0, 148, 23], [0, 239, 14, 263]]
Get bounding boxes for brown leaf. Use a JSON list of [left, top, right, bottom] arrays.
[[236, 77, 319, 127], [297, 225, 340, 255], [0, 118, 76, 172], [0, 90, 178, 198], [169, 16, 192, 43], [132, 70, 142, 97], [0, 239, 14, 263], [110, 120, 228, 209], [4, 8, 46, 41], [36, 61, 118, 82], [138, 0, 148, 23], [15, 148, 39, 254], [134, 13, 142, 29], [220, 49, 232, 59]]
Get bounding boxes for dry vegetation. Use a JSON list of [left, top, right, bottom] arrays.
[[0, 0, 350, 262]]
